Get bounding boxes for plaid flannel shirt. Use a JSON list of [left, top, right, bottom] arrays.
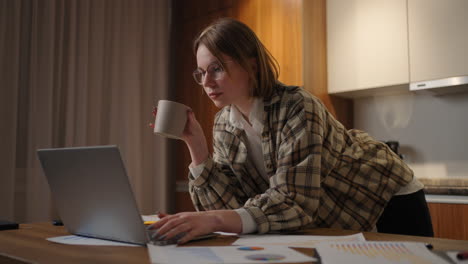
[[188, 84, 413, 233]]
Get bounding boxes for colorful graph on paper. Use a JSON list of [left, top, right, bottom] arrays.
[[234, 233, 366, 248], [315, 241, 449, 264]]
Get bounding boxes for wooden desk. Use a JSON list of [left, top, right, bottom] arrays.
[[1, 222, 467, 263]]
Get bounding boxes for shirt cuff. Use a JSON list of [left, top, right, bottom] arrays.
[[188, 161, 206, 178], [235, 208, 258, 234]]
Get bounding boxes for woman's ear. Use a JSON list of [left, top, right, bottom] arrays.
[[249, 58, 258, 73]]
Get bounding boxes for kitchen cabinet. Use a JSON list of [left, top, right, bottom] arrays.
[[408, 0, 468, 90], [326, 0, 409, 96], [327, 0, 468, 97], [427, 202, 468, 240]]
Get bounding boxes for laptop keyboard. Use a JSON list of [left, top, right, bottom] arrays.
[[147, 229, 185, 246], [146, 229, 217, 246]]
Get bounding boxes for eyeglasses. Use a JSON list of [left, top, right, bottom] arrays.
[[192, 61, 231, 85]]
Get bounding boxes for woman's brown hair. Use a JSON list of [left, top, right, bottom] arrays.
[[193, 18, 280, 98]]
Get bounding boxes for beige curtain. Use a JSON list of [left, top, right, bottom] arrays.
[[0, 0, 171, 222]]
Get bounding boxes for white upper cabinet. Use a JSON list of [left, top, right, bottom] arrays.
[[408, 0, 468, 88], [327, 0, 468, 96], [326, 0, 409, 95]]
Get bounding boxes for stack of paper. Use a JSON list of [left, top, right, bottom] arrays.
[[147, 233, 449, 264], [147, 233, 367, 263]]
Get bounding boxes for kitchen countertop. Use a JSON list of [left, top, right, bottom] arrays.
[[418, 177, 468, 204], [425, 194, 468, 204], [419, 178, 468, 196]]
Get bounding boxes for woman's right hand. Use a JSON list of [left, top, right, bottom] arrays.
[[180, 110, 209, 166], [150, 107, 204, 143], [180, 110, 203, 142], [150, 107, 209, 166]]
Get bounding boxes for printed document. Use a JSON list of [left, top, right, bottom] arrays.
[[233, 233, 366, 248], [147, 244, 315, 264], [315, 241, 449, 264], [47, 235, 139, 247]]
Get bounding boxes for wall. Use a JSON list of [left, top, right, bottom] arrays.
[[169, 0, 233, 213], [354, 89, 468, 180]]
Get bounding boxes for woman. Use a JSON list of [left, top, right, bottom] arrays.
[[150, 18, 433, 244]]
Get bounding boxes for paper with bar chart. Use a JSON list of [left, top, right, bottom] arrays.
[[233, 233, 366, 248], [315, 241, 449, 264]]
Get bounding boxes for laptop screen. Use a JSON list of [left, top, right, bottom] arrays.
[[37, 145, 148, 245]]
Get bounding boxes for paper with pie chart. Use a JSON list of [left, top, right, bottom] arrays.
[[147, 244, 315, 264]]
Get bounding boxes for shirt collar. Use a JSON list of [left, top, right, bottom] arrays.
[[249, 98, 264, 133], [229, 98, 264, 133]]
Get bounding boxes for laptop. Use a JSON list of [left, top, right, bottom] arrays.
[[37, 145, 149, 246]]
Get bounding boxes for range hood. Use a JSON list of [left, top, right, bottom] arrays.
[[410, 76, 468, 92]]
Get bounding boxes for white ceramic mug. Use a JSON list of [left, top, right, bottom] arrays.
[[153, 100, 191, 140]]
